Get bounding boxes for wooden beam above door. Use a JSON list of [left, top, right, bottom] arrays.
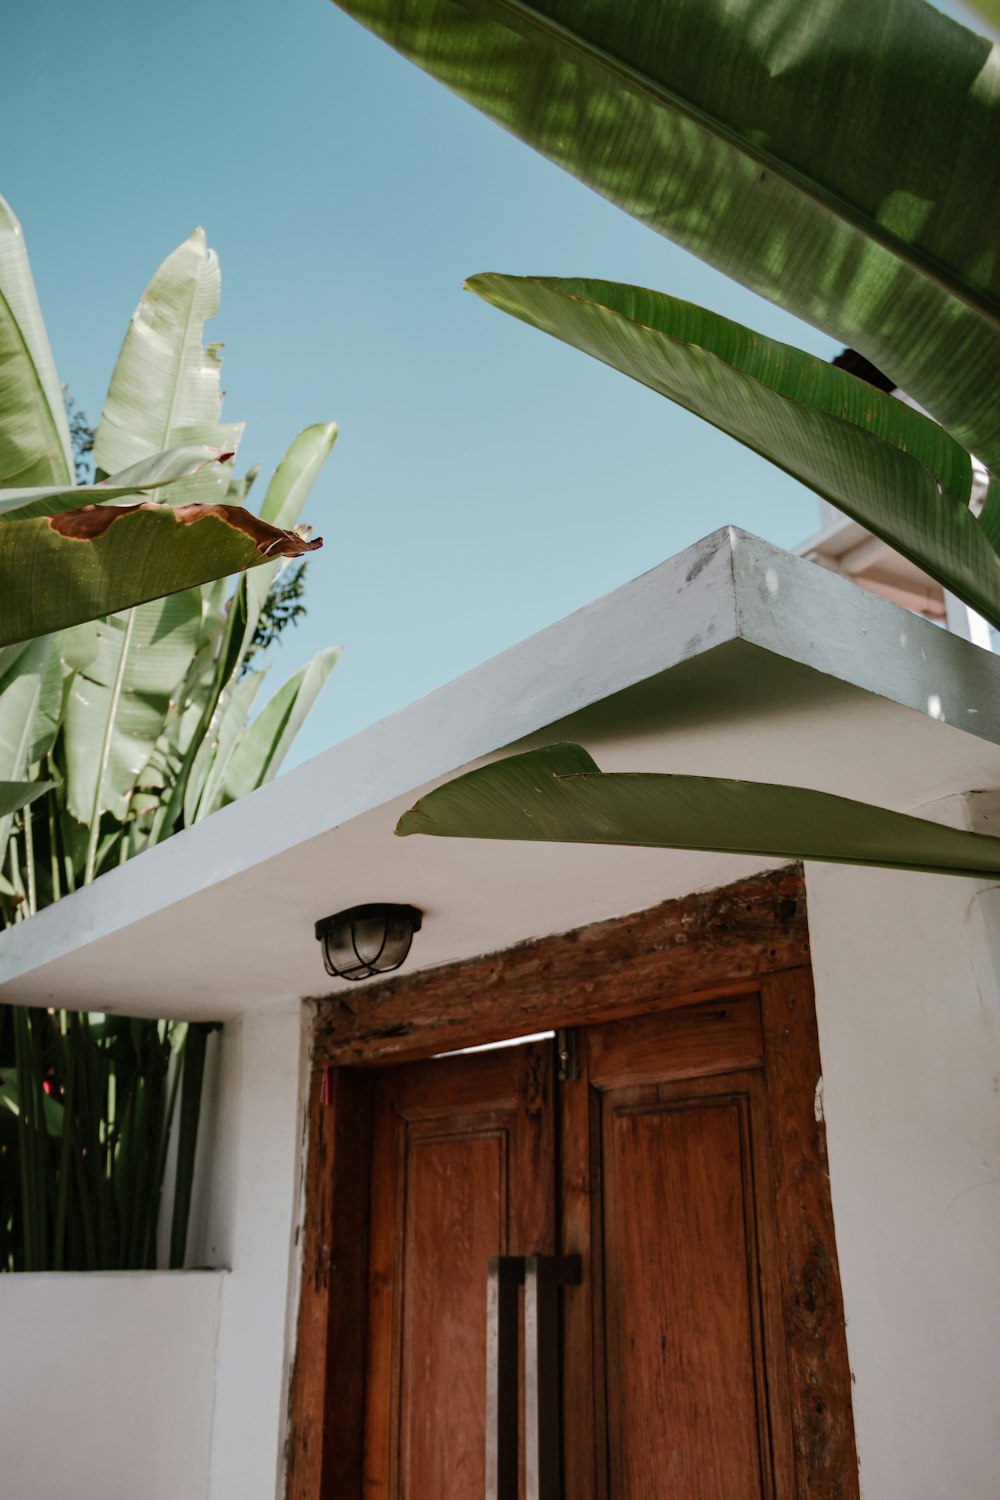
[[312, 865, 809, 1068]]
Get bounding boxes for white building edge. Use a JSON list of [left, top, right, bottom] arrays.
[[1, 525, 997, 1499]]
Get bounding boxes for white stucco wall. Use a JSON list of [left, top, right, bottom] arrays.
[[0, 1270, 223, 1500], [808, 822, 1000, 1499], [193, 1003, 308, 1500]]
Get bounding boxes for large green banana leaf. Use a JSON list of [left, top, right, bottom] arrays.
[[0, 444, 231, 521], [333, 0, 1000, 468], [93, 227, 242, 502], [0, 502, 321, 646], [396, 744, 1000, 880], [466, 274, 1000, 628], [0, 197, 72, 488]]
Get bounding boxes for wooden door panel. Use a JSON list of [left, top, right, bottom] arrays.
[[363, 1042, 555, 1500], [602, 1090, 775, 1499], [564, 996, 797, 1500], [586, 992, 764, 1089]]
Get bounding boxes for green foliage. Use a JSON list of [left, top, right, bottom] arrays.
[[0, 1007, 218, 1272], [465, 275, 1000, 631], [398, 746, 1000, 882], [242, 560, 309, 675], [0, 198, 319, 640], [341, 0, 1000, 878], [333, 0, 1000, 469], [0, 224, 339, 1271]]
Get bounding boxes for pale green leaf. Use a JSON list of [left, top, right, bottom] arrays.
[[222, 646, 340, 802], [185, 667, 267, 824], [62, 592, 203, 826], [334, 0, 1000, 467], [94, 228, 242, 499], [466, 275, 1000, 629], [0, 638, 51, 851], [0, 194, 72, 486], [246, 422, 339, 633], [396, 744, 1000, 880], [0, 443, 232, 522]]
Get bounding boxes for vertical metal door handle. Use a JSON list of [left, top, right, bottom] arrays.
[[524, 1255, 582, 1500], [485, 1256, 524, 1500]]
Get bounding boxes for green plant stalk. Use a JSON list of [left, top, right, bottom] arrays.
[[169, 1022, 211, 1269], [84, 609, 137, 884], [51, 1012, 74, 1270], [22, 806, 36, 917], [12, 1011, 35, 1268], [67, 1016, 98, 1269], [47, 788, 61, 904]]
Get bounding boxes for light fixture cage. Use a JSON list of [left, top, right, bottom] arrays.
[[315, 903, 423, 982]]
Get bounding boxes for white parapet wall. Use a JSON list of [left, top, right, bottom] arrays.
[[0, 1269, 223, 1500], [807, 835, 1000, 1500]]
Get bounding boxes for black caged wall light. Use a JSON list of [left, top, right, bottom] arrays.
[[315, 903, 423, 981]]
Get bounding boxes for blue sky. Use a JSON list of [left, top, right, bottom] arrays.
[[4, 0, 981, 766]]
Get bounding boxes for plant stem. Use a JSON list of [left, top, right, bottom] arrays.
[[47, 784, 61, 903], [23, 803, 36, 917], [85, 610, 136, 884]]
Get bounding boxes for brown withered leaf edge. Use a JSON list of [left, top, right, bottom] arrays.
[[49, 502, 323, 558]]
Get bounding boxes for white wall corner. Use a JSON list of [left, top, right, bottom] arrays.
[[804, 861, 1000, 1499]]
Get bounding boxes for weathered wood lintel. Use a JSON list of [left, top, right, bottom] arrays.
[[311, 865, 808, 1068]]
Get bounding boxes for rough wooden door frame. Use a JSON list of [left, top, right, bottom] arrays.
[[286, 865, 859, 1500]]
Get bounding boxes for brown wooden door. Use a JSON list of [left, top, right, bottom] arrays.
[[334, 977, 854, 1500]]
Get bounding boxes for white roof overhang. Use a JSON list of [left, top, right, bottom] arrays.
[[3, 526, 999, 1020]]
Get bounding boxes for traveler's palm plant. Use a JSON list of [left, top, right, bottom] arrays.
[[0, 217, 339, 1270]]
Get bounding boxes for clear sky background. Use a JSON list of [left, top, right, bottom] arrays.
[[3, 0, 984, 768]]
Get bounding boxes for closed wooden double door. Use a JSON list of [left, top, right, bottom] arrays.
[[359, 978, 855, 1499]]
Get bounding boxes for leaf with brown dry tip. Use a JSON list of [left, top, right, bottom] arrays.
[[396, 744, 1000, 881], [0, 503, 322, 646]]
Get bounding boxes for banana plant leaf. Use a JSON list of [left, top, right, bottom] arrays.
[[0, 502, 322, 647], [396, 743, 1000, 880], [243, 422, 339, 664], [184, 666, 267, 824], [0, 780, 54, 819], [61, 591, 204, 828], [0, 196, 73, 488], [0, 444, 232, 522], [465, 275, 1000, 629], [333, 0, 1000, 468], [0, 638, 52, 852], [93, 227, 242, 501], [966, 2, 1000, 31], [221, 645, 341, 803]]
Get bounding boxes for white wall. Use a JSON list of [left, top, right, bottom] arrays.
[[807, 822, 1000, 1499], [0, 1270, 223, 1500], [193, 1002, 308, 1500]]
